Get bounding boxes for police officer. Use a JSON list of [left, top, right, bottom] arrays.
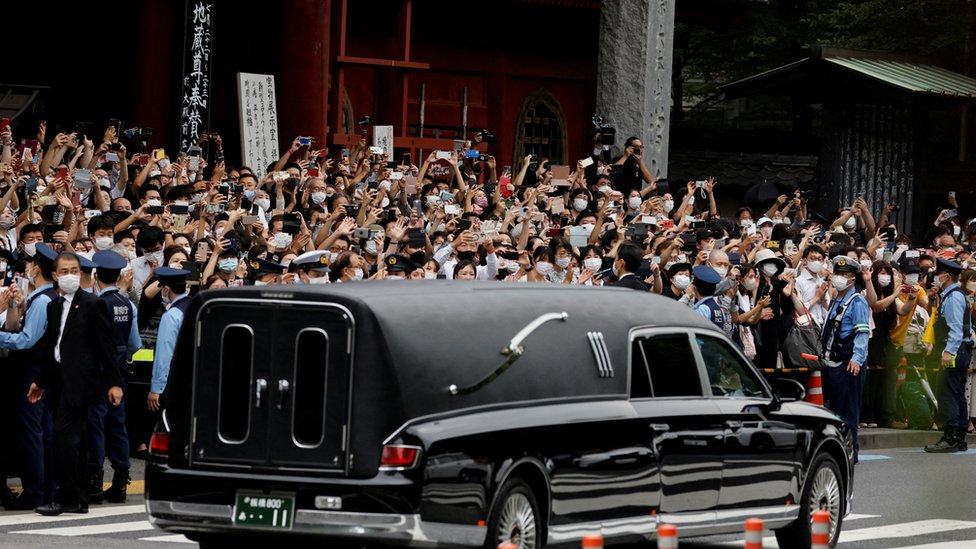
[[383, 254, 418, 280], [248, 257, 287, 286], [88, 250, 142, 502], [821, 255, 871, 462], [693, 265, 733, 337], [291, 251, 331, 284], [148, 268, 190, 412], [0, 243, 59, 510], [924, 258, 972, 453]]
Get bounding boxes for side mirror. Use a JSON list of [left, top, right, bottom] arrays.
[[773, 377, 806, 402]]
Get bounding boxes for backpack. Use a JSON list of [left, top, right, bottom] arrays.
[[903, 304, 930, 354], [897, 380, 934, 430]]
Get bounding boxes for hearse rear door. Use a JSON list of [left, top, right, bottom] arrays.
[[190, 299, 352, 472]]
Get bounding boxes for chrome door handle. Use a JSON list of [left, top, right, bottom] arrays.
[[725, 420, 742, 431], [276, 379, 290, 410], [650, 423, 670, 432], [255, 378, 268, 408]]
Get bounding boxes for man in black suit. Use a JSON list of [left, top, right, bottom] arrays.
[[28, 252, 123, 515], [609, 242, 650, 291]]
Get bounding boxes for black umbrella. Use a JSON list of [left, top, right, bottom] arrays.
[[742, 180, 783, 207]]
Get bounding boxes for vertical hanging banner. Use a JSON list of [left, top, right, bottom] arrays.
[[179, 0, 214, 153], [238, 73, 279, 179], [372, 125, 394, 157]]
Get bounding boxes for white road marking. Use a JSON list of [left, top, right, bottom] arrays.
[[0, 504, 144, 526], [846, 513, 881, 521], [837, 519, 976, 543], [895, 542, 976, 549], [10, 520, 153, 536], [137, 534, 195, 543]]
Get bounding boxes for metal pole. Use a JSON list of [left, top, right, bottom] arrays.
[[461, 86, 468, 140], [418, 83, 426, 161]]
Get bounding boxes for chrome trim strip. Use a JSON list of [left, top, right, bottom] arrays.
[[147, 499, 485, 547], [587, 331, 608, 377], [595, 332, 614, 378]]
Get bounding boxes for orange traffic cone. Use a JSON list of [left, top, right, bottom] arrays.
[[744, 517, 763, 549], [805, 370, 824, 406], [499, 544, 518, 549], [811, 510, 831, 549], [658, 523, 678, 549]]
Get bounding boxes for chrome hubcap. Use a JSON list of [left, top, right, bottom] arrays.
[[809, 465, 841, 541], [497, 493, 537, 549]]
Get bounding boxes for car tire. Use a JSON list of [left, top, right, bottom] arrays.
[[486, 478, 544, 549], [775, 452, 845, 549]]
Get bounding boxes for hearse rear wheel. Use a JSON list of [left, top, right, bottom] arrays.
[[774, 452, 844, 549], [487, 479, 542, 549]]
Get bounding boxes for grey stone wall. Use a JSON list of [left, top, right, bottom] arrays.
[[597, 0, 675, 181]]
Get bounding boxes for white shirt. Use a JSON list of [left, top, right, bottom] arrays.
[[795, 268, 829, 326], [54, 292, 75, 364]]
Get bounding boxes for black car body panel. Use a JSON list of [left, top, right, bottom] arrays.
[[146, 282, 854, 546]]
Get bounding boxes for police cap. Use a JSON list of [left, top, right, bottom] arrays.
[[831, 255, 859, 274]]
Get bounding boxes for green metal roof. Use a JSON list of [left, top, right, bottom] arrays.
[[826, 57, 976, 99]]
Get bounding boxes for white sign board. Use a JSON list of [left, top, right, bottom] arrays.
[[372, 125, 394, 158], [238, 72, 279, 178]]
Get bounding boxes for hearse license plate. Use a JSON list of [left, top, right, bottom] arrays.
[[234, 492, 295, 530]]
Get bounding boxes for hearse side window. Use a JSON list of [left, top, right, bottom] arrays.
[[696, 334, 768, 398], [293, 329, 329, 447], [630, 339, 653, 398], [218, 325, 254, 443], [633, 334, 703, 398]]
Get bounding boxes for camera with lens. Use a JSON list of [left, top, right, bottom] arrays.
[[474, 129, 496, 145], [591, 114, 616, 146], [799, 189, 814, 199]]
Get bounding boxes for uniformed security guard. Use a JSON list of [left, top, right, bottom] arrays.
[[148, 268, 190, 413], [249, 257, 287, 285], [384, 254, 418, 280], [0, 243, 59, 509], [694, 266, 733, 336], [924, 258, 972, 453], [291, 251, 331, 284], [820, 255, 871, 462], [88, 250, 142, 502]]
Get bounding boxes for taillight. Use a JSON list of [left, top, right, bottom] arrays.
[[379, 445, 421, 469], [150, 432, 170, 457]]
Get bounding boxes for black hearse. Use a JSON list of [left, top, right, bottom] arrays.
[[145, 282, 853, 549]]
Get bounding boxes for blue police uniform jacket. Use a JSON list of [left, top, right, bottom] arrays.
[[821, 287, 870, 366], [98, 286, 142, 367], [0, 284, 58, 375], [935, 283, 972, 358], [151, 295, 190, 394], [696, 296, 733, 338]]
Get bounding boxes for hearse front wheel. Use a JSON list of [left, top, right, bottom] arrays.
[[487, 479, 542, 549], [775, 452, 844, 549]]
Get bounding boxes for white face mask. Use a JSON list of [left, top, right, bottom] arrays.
[[933, 273, 945, 289], [386, 275, 405, 280], [740, 218, 753, 227], [663, 200, 674, 212], [311, 192, 327, 205], [762, 264, 779, 277], [274, 232, 293, 249], [535, 262, 554, 276], [597, 185, 610, 194], [57, 274, 81, 295], [573, 199, 588, 212], [832, 274, 851, 291], [23, 243, 37, 257], [149, 250, 165, 266], [253, 280, 268, 287], [859, 259, 873, 270], [380, 197, 391, 209], [877, 274, 892, 287], [953, 225, 961, 237], [94, 236, 114, 251], [583, 257, 602, 271], [742, 278, 757, 291], [760, 227, 773, 239], [255, 198, 271, 211], [673, 274, 691, 290], [308, 276, 329, 285], [351, 268, 364, 281], [628, 197, 642, 209], [506, 261, 521, 273], [556, 257, 571, 269], [905, 274, 919, 285], [844, 216, 857, 230], [712, 266, 728, 279], [806, 260, 824, 274], [364, 240, 378, 256], [424, 271, 437, 280]]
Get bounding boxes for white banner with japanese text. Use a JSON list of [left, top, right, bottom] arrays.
[[237, 73, 279, 179], [179, 0, 213, 153]]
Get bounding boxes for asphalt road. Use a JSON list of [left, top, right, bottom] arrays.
[[1, 447, 974, 548]]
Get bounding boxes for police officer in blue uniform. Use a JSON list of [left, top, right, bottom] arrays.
[[925, 258, 972, 453], [821, 255, 871, 462], [0, 243, 59, 509], [694, 265, 733, 336], [148, 268, 190, 412], [88, 250, 142, 502]]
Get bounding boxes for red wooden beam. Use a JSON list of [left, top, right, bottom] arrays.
[[336, 55, 430, 70], [338, 0, 348, 57]]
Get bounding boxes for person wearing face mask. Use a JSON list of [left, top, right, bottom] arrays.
[[705, 249, 731, 280], [87, 216, 116, 253], [820, 256, 871, 462], [756, 217, 775, 241], [329, 251, 366, 283], [0, 243, 59, 511], [0, 205, 18, 252], [148, 268, 191, 415], [248, 257, 287, 286], [608, 242, 649, 291], [662, 261, 693, 300], [795, 246, 830, 326], [17, 224, 44, 263], [752, 248, 794, 370], [382, 254, 417, 280], [87, 250, 141, 505], [693, 265, 732, 335], [26, 251, 123, 516], [924, 259, 972, 452], [129, 227, 166, 298], [291, 250, 332, 285], [862, 262, 903, 430]]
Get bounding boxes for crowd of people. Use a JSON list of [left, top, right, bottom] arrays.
[[1, 119, 975, 512]]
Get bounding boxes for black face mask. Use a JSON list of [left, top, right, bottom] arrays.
[[410, 251, 427, 266], [457, 250, 476, 262]]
